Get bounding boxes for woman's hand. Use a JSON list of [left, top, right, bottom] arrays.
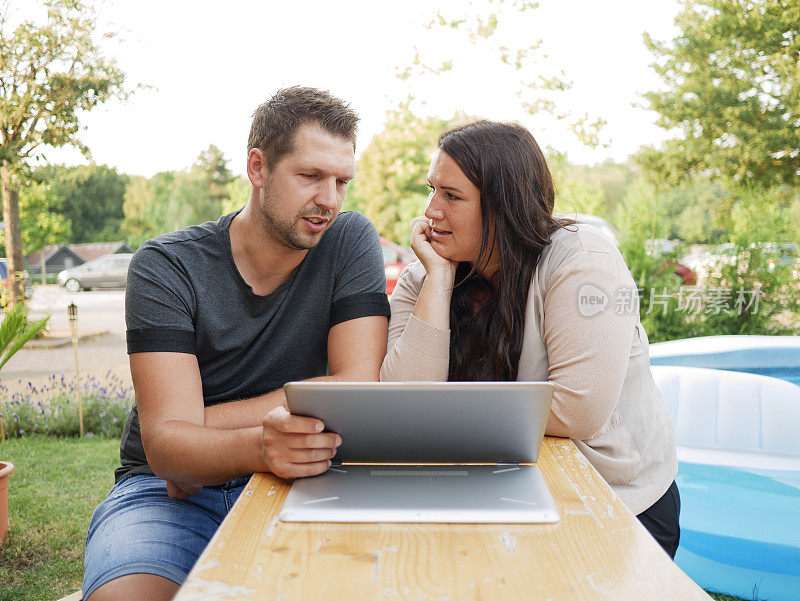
[[408, 216, 457, 329], [410, 216, 457, 278]]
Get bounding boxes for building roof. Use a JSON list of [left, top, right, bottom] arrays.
[[67, 242, 133, 262], [25, 241, 132, 266]]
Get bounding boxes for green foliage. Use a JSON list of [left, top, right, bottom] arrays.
[[0, 436, 119, 601], [550, 153, 609, 218], [0, 0, 129, 167], [0, 179, 71, 256], [615, 183, 800, 342], [0, 373, 133, 439], [692, 185, 800, 335], [122, 146, 236, 245], [556, 159, 635, 217], [659, 181, 731, 244], [221, 176, 251, 214], [34, 164, 128, 243], [194, 144, 236, 205], [639, 0, 800, 187], [401, 1, 605, 147], [615, 182, 692, 342], [345, 104, 460, 244], [0, 304, 50, 441], [0, 305, 50, 372], [0, 0, 130, 290]]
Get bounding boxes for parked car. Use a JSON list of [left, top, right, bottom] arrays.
[[682, 242, 799, 282], [57, 253, 134, 292], [0, 259, 33, 305], [556, 212, 619, 246], [381, 238, 416, 295], [645, 238, 698, 285]]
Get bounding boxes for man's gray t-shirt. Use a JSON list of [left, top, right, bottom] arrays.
[[117, 210, 389, 482]]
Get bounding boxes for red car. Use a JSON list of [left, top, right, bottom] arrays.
[[381, 237, 416, 295]]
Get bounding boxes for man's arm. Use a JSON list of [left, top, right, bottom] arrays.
[[203, 314, 388, 429], [132, 352, 341, 487]]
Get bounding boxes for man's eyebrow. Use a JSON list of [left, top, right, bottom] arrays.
[[297, 165, 354, 180]]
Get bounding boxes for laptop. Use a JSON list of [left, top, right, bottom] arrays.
[[279, 381, 559, 524]]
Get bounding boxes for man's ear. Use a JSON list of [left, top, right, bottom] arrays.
[[247, 148, 268, 188]]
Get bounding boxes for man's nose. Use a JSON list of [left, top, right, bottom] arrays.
[[315, 179, 338, 211]]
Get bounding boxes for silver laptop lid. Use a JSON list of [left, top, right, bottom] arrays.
[[284, 381, 553, 464]]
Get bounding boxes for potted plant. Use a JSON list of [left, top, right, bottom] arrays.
[[0, 302, 50, 545]]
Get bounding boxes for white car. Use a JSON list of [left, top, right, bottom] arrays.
[[57, 253, 134, 292]]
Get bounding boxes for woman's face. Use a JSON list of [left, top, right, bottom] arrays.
[[425, 149, 493, 269]]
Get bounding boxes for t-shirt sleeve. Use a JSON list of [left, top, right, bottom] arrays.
[[329, 213, 390, 328], [125, 244, 197, 354]]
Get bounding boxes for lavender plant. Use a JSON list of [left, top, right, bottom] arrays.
[[1, 371, 133, 438]]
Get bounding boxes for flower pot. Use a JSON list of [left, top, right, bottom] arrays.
[[0, 461, 14, 546]]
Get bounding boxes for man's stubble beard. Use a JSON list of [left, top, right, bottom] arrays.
[[257, 183, 328, 251]]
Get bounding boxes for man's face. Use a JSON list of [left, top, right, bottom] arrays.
[[257, 123, 355, 250]]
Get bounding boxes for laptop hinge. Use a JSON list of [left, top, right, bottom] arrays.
[[495, 462, 520, 466]]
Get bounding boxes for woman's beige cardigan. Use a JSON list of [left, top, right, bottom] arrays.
[[380, 224, 678, 515]]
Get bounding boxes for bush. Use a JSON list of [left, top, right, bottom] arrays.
[[0, 372, 133, 439], [615, 183, 800, 342]]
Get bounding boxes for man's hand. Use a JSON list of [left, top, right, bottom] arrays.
[[165, 480, 203, 499], [260, 406, 341, 479]]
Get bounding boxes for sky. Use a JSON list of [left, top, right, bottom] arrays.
[[11, 0, 683, 178]]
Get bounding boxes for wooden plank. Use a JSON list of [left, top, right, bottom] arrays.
[[176, 438, 711, 601]]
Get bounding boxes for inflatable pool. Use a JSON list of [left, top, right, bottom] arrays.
[[651, 364, 800, 601], [650, 335, 800, 386]]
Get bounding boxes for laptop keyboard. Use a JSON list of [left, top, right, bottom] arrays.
[[369, 469, 468, 477]]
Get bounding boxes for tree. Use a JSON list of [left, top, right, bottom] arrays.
[[0, 178, 71, 256], [0, 0, 127, 304], [36, 164, 128, 242], [638, 0, 800, 188], [548, 153, 608, 218], [397, 1, 606, 148], [194, 145, 235, 205], [121, 147, 235, 246], [344, 103, 459, 245], [660, 181, 730, 244], [221, 176, 251, 214], [120, 175, 155, 247]]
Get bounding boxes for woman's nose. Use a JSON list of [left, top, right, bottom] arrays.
[[424, 196, 445, 221]]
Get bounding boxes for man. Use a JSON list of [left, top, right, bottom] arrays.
[[83, 87, 390, 601]]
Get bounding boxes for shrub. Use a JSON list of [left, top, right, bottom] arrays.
[[0, 372, 133, 439]]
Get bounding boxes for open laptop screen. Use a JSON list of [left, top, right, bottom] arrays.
[[284, 381, 553, 464]]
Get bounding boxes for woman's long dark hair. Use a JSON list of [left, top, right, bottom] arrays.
[[440, 120, 570, 381]]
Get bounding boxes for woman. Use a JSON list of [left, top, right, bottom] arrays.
[[380, 120, 680, 558]]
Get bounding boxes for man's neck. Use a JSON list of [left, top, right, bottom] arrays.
[[230, 202, 308, 296]]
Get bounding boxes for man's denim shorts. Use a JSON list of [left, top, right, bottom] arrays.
[[83, 473, 250, 600]]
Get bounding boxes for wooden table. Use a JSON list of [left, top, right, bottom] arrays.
[[175, 437, 711, 600]]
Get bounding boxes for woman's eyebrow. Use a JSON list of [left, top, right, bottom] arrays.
[[426, 178, 463, 194]]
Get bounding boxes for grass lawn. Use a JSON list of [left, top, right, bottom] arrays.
[[0, 437, 748, 601], [0, 437, 118, 601]]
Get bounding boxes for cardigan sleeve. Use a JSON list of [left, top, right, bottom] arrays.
[[541, 249, 639, 440], [380, 264, 451, 381]]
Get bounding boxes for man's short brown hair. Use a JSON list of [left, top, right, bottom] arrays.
[[247, 86, 359, 168]]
